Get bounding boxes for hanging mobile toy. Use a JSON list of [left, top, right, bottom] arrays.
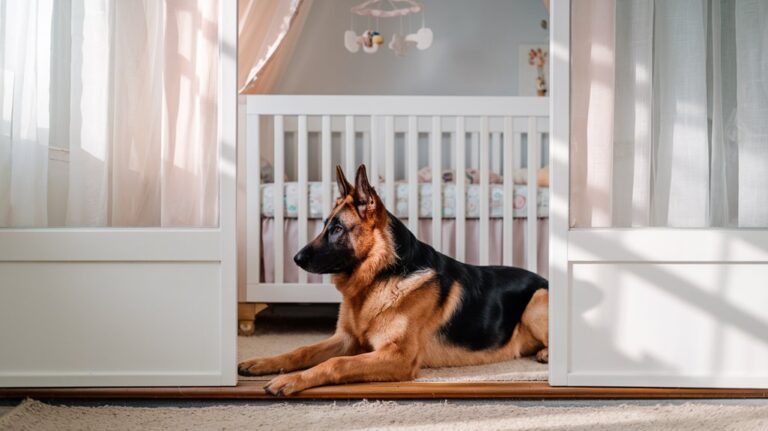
[[344, 0, 433, 56]]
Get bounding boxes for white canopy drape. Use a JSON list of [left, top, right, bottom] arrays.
[[238, 0, 313, 93]]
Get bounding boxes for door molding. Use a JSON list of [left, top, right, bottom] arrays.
[[548, 0, 570, 386]]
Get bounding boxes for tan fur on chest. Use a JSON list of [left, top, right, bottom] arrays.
[[339, 270, 438, 350]]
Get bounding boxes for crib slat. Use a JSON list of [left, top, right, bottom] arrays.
[[321, 116, 332, 215], [273, 115, 285, 284], [479, 116, 490, 266], [321, 115, 332, 285], [362, 131, 370, 170], [247, 114, 261, 288], [297, 115, 308, 284], [492, 132, 502, 174], [431, 116, 442, 252], [407, 116, 419, 235], [455, 117, 466, 262], [385, 116, 395, 208], [345, 115, 355, 176], [526, 116, 539, 273], [370, 115, 380, 192], [502, 117, 514, 266], [514, 121, 524, 170]]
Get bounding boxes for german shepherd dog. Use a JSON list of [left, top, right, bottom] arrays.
[[238, 165, 549, 396]]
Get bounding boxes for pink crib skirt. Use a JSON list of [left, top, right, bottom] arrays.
[[259, 218, 549, 284]]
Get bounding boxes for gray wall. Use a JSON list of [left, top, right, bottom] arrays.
[[274, 0, 548, 95]]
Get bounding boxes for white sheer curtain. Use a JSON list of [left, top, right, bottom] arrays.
[[0, 0, 52, 227], [572, 0, 768, 228], [0, 0, 219, 228]]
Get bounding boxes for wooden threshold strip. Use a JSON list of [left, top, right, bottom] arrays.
[[1, 381, 767, 400]]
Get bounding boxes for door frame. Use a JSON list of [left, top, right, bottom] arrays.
[[0, 0, 237, 387], [548, 0, 570, 387]]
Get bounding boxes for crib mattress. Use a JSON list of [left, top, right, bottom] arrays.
[[260, 182, 549, 219]]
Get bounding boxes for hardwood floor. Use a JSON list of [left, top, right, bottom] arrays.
[[1, 381, 767, 400]]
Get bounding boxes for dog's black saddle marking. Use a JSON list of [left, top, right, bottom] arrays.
[[380, 212, 548, 351]]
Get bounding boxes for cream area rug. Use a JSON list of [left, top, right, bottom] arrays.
[[238, 305, 547, 382], [3, 399, 768, 431]]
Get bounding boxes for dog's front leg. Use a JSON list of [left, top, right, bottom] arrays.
[[264, 344, 418, 396], [238, 333, 354, 377]]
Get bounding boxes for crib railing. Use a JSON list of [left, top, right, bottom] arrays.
[[245, 96, 549, 303]]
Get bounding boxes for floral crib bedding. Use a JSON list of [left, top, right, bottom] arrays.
[[260, 182, 549, 219]]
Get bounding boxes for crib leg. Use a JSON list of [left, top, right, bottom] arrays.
[[238, 302, 268, 336]]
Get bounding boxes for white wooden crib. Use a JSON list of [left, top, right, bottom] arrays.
[[244, 96, 549, 303]]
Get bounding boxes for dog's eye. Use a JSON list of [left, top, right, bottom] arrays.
[[331, 225, 343, 234]]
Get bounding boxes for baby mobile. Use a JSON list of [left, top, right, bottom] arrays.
[[344, 0, 434, 57]]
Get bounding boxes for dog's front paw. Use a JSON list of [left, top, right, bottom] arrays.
[[238, 358, 280, 377], [263, 372, 309, 396]]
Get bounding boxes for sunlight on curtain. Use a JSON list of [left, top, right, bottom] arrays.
[[735, 0, 768, 227], [0, 0, 52, 227], [0, 0, 219, 228], [571, 0, 768, 228]]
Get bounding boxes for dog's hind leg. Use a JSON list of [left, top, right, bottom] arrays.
[[508, 288, 549, 363], [526, 288, 549, 363]]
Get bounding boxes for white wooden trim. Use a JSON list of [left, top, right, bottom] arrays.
[[246, 283, 342, 303], [246, 114, 261, 302], [0, 230, 221, 261], [455, 117, 466, 262], [548, 0, 570, 387], [282, 116, 550, 137], [216, 0, 238, 385], [385, 116, 396, 208], [491, 132, 502, 174], [526, 117, 539, 272], [248, 96, 549, 117], [370, 115, 380, 192], [479, 117, 490, 265], [273, 115, 285, 284], [345, 115, 355, 175], [297, 115, 308, 284], [0, 373, 228, 388], [566, 373, 768, 389], [321, 116, 333, 214], [321, 115, 332, 285], [431, 116, 442, 252], [407, 116, 419, 235], [569, 229, 768, 262], [502, 117, 514, 266]]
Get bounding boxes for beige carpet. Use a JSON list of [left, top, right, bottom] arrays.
[[3, 399, 768, 431], [238, 333, 547, 382]]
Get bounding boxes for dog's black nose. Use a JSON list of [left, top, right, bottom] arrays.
[[294, 248, 310, 267]]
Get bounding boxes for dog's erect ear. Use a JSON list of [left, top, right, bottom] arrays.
[[336, 165, 353, 197], [354, 164, 379, 216]]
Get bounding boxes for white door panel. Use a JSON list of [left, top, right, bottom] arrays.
[[569, 263, 768, 387], [0, 262, 224, 387]]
